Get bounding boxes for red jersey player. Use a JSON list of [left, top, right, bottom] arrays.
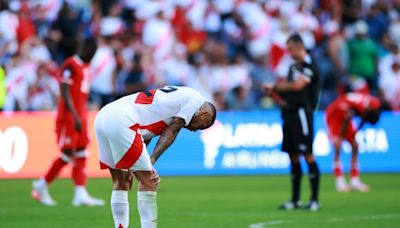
[[32, 38, 104, 206], [326, 92, 381, 192]]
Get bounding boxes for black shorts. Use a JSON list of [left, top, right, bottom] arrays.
[[281, 108, 314, 154]]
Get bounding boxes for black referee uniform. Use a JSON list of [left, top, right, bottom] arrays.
[[281, 55, 319, 155], [277, 53, 321, 209]]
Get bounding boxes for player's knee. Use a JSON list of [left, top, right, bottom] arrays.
[[350, 141, 358, 153], [138, 178, 157, 192], [305, 154, 315, 164], [111, 170, 133, 191], [289, 154, 300, 164], [60, 150, 73, 163]]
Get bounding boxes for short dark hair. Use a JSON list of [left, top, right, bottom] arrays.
[[79, 38, 98, 63], [365, 108, 381, 125], [205, 102, 217, 125], [286, 33, 304, 45]]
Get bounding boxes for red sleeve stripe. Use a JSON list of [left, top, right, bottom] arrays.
[[140, 121, 168, 136], [135, 90, 156, 104]]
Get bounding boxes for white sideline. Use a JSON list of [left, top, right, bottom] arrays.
[[249, 213, 400, 228]]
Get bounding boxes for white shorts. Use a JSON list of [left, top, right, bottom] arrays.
[[94, 106, 152, 171]]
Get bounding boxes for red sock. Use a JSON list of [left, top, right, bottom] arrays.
[[72, 157, 87, 186], [333, 162, 343, 178], [44, 157, 68, 184], [350, 165, 360, 178]]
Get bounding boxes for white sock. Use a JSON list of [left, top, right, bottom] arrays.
[[74, 186, 88, 198], [137, 191, 157, 228], [111, 190, 129, 228], [351, 177, 361, 185], [36, 178, 47, 189]]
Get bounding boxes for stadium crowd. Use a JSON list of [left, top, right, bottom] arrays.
[[0, 0, 399, 112]]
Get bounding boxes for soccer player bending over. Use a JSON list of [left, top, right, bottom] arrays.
[[32, 38, 104, 206], [326, 92, 381, 192], [94, 86, 216, 228]]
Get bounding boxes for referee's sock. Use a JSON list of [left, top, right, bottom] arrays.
[[291, 163, 302, 203], [308, 162, 320, 202]]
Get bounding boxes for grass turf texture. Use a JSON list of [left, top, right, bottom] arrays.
[[1, 174, 399, 228]]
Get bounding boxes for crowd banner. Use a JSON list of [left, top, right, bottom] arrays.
[[1, 111, 399, 178]]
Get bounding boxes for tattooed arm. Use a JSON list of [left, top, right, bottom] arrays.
[[150, 117, 185, 164]]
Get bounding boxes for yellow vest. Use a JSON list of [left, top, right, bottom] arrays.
[[0, 67, 6, 108]]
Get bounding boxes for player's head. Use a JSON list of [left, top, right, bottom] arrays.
[[286, 33, 306, 61], [78, 38, 97, 63], [364, 108, 381, 125], [186, 102, 217, 132]]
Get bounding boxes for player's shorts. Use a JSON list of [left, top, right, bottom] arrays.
[[325, 111, 356, 142], [56, 115, 89, 150], [94, 105, 152, 171], [281, 107, 314, 154]]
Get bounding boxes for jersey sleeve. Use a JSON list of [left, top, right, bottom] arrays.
[[175, 90, 205, 126], [60, 61, 74, 85], [295, 66, 313, 83]]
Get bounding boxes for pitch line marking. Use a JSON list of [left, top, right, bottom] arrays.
[[249, 213, 400, 227]]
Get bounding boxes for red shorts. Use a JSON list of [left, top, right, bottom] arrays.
[[56, 115, 89, 150], [326, 111, 356, 142]]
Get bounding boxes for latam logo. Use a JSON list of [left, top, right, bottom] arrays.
[[0, 127, 28, 173], [201, 121, 389, 170]]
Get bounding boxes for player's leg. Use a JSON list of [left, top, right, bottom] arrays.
[[32, 122, 76, 205], [134, 170, 159, 228], [332, 137, 349, 192], [32, 149, 73, 206], [71, 147, 105, 206], [280, 152, 303, 210], [349, 139, 369, 192], [304, 153, 320, 211], [110, 168, 134, 228], [280, 113, 303, 210], [301, 110, 320, 210]]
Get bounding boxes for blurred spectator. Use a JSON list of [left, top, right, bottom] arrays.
[[365, 3, 389, 42], [379, 44, 400, 110], [225, 85, 257, 111], [90, 36, 118, 108], [49, 2, 81, 63], [378, 57, 400, 110], [0, 1, 18, 65], [16, 2, 36, 46], [28, 64, 59, 110], [3, 53, 37, 111], [347, 20, 379, 91]]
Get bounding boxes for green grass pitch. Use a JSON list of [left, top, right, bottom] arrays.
[[1, 174, 400, 227]]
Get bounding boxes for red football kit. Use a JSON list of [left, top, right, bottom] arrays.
[[56, 55, 91, 150], [326, 93, 380, 142]]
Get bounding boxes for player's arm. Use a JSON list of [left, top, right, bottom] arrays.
[[356, 113, 368, 132], [274, 75, 310, 92], [60, 68, 82, 132], [144, 138, 152, 146], [339, 113, 352, 138], [150, 117, 185, 164]]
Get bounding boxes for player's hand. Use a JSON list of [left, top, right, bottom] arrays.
[[73, 116, 82, 133], [262, 83, 275, 96], [151, 168, 161, 187]]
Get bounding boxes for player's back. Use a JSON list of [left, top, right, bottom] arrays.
[[101, 86, 204, 139], [327, 93, 379, 116]]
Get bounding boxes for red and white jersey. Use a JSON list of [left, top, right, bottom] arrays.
[[57, 55, 91, 121], [101, 86, 204, 141]]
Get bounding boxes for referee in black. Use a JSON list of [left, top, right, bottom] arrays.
[[264, 34, 320, 211]]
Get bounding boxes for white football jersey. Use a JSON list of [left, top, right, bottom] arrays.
[[102, 86, 204, 140]]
